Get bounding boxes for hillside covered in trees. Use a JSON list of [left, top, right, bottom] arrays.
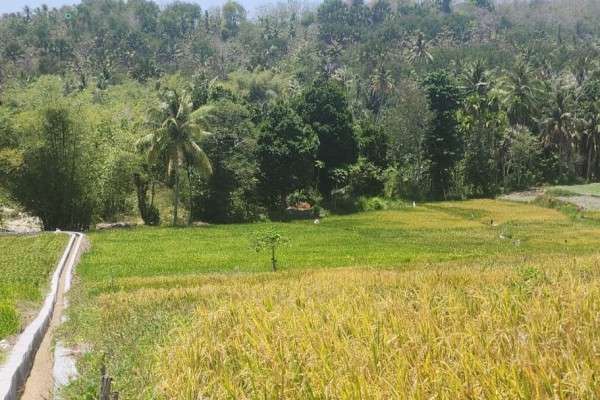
[[1, 0, 600, 229]]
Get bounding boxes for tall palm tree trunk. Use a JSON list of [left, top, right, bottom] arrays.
[[150, 181, 156, 207], [187, 166, 193, 226], [173, 170, 180, 226], [587, 142, 593, 182]]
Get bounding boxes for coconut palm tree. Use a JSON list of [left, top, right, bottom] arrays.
[[368, 64, 394, 114], [407, 32, 434, 65], [139, 89, 212, 226], [580, 100, 600, 180], [497, 61, 541, 128], [460, 59, 491, 96], [571, 55, 593, 87], [539, 82, 576, 175]]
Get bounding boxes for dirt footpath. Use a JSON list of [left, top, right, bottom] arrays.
[[19, 254, 69, 399], [499, 189, 543, 204], [555, 195, 600, 210], [19, 234, 88, 400], [499, 189, 600, 211]]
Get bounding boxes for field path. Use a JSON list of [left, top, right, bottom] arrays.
[[555, 195, 600, 210], [498, 189, 543, 203], [19, 245, 71, 400], [21, 232, 86, 400], [500, 188, 600, 211]]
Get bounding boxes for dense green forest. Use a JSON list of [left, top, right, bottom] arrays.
[[1, 0, 600, 229]]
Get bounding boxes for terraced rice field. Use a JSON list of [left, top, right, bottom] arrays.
[[0, 233, 67, 340], [61, 200, 600, 399]]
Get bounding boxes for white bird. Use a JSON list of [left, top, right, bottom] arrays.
[[314, 219, 320, 225], [412, 201, 416, 208]]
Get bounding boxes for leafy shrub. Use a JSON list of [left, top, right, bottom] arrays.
[[386, 164, 431, 201], [326, 160, 388, 213], [447, 161, 470, 200], [357, 196, 387, 211], [0, 148, 22, 189], [229, 187, 262, 223], [356, 196, 407, 212], [286, 189, 322, 207], [329, 188, 359, 214], [99, 151, 136, 221], [502, 126, 543, 191], [346, 159, 385, 197]]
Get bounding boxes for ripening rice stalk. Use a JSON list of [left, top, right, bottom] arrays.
[[153, 261, 600, 399], [65, 200, 600, 398]]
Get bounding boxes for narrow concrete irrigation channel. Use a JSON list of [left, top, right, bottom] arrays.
[[0, 232, 86, 400]]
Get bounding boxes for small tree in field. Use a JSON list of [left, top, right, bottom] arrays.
[[252, 228, 289, 272]]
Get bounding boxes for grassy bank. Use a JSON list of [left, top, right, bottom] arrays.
[[61, 200, 600, 398], [0, 233, 68, 340], [547, 182, 600, 196]]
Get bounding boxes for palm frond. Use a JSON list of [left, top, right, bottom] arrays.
[[136, 133, 157, 152], [185, 141, 213, 176]]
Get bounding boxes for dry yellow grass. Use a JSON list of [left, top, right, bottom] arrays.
[[153, 260, 600, 400]]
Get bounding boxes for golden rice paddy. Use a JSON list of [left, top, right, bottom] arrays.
[[61, 200, 600, 399]]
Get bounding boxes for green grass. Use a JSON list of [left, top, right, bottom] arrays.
[[78, 200, 588, 282], [0, 233, 68, 339], [60, 200, 600, 399], [547, 182, 600, 196]]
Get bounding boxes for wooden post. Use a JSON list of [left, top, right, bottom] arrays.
[[99, 365, 119, 400], [100, 367, 112, 400]]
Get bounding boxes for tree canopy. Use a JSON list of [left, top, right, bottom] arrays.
[[2, 0, 600, 227]]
